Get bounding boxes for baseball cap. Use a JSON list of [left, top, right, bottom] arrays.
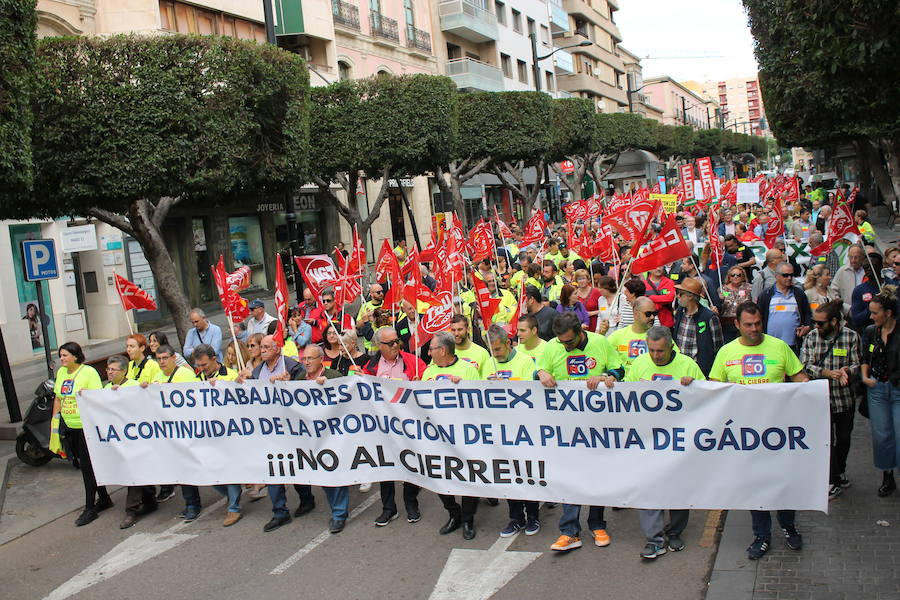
[[248, 299, 264, 309]]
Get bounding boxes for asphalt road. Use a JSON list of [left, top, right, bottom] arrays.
[[1, 479, 718, 600]]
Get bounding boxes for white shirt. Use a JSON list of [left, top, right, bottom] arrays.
[[247, 312, 277, 336]]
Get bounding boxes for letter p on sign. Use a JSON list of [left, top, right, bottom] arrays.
[[22, 239, 60, 281]]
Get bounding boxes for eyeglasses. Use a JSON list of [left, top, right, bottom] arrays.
[[379, 339, 401, 346], [812, 319, 830, 326], [248, 344, 258, 348], [644, 311, 659, 317], [893, 262, 900, 267]]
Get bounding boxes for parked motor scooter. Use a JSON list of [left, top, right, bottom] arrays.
[[15, 380, 58, 467]]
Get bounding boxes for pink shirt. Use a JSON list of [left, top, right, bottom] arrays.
[[376, 355, 408, 380]]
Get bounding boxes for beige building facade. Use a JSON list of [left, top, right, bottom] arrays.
[[642, 75, 717, 130], [686, 76, 770, 137]]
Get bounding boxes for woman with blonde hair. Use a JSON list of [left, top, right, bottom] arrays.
[[804, 264, 835, 311], [223, 339, 249, 371], [331, 328, 367, 376]]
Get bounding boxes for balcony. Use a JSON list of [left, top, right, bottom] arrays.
[[406, 24, 432, 54], [563, 0, 600, 26], [445, 58, 504, 92], [370, 11, 399, 43], [332, 0, 360, 30], [549, 0, 569, 33], [596, 13, 622, 43], [439, 0, 498, 43], [553, 48, 574, 74], [558, 72, 628, 105]]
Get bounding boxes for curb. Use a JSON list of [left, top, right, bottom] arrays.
[[0, 452, 19, 525], [705, 510, 756, 599]]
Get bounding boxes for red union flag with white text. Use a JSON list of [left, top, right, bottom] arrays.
[[679, 164, 694, 202], [811, 194, 860, 256], [520, 210, 547, 246], [295, 254, 338, 303], [631, 213, 691, 274], [696, 157, 716, 202], [273, 253, 289, 346]]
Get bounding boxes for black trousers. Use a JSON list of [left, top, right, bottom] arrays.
[[68, 427, 109, 510], [507, 500, 539, 521], [831, 409, 855, 483], [126, 486, 157, 516], [439, 494, 478, 523], [380, 481, 420, 513]]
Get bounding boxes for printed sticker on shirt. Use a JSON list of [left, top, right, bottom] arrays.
[[863, 292, 873, 302], [725, 359, 741, 367], [774, 305, 788, 311], [493, 370, 513, 380], [566, 355, 596, 377], [869, 344, 875, 352], [628, 339, 648, 358], [435, 375, 453, 381], [60, 379, 75, 395], [461, 357, 480, 370], [741, 354, 767, 378], [651, 374, 673, 381], [833, 348, 848, 357]]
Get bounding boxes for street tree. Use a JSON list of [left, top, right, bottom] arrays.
[[0, 35, 310, 344], [0, 0, 36, 198], [310, 74, 457, 241], [743, 0, 900, 202]]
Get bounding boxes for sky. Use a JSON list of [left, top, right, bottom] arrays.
[[615, 0, 760, 83]]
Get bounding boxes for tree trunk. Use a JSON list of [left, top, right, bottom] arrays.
[[126, 200, 193, 346], [857, 139, 898, 212], [880, 138, 900, 203]]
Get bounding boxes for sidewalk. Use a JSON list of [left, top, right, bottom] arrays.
[[707, 208, 900, 600]]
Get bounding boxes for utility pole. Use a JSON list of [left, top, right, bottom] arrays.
[[681, 96, 688, 126]]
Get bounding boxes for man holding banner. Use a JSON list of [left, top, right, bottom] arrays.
[[536, 312, 623, 552], [423, 331, 481, 540], [621, 326, 705, 559], [710, 302, 810, 560]]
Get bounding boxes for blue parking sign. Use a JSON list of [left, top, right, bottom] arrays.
[[22, 239, 59, 281]]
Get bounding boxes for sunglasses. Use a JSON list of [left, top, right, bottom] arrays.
[[729, 273, 744, 278], [644, 311, 659, 318], [812, 319, 831, 326], [379, 339, 401, 346], [778, 273, 794, 278]]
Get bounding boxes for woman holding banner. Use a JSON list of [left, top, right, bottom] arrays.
[[52, 342, 110, 526]]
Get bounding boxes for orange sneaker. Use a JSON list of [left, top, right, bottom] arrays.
[[550, 534, 583, 551], [593, 529, 611, 547]]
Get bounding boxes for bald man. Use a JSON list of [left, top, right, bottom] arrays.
[[605, 297, 664, 376]]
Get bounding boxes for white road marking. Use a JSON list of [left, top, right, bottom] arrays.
[[269, 492, 380, 575], [42, 497, 226, 600], [429, 532, 543, 600]]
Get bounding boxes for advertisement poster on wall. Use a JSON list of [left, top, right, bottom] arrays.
[[9, 224, 58, 353]]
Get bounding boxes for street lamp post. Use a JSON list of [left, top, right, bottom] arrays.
[[529, 33, 591, 209]]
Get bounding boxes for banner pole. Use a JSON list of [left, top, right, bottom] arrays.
[[688, 253, 716, 307], [113, 269, 135, 336], [225, 313, 243, 372]]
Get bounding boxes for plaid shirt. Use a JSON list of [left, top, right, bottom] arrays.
[[799, 326, 861, 413], [674, 309, 723, 364]]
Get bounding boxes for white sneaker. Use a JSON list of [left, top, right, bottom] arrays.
[[359, 483, 372, 493]]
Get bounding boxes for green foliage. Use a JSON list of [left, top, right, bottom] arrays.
[[743, 0, 900, 146], [311, 74, 457, 180], [3, 34, 309, 219], [692, 128, 723, 158], [750, 135, 768, 158], [548, 97, 596, 161], [653, 125, 696, 159], [455, 91, 553, 165], [0, 0, 36, 196], [595, 112, 656, 155]]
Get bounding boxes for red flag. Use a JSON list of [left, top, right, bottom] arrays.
[[520, 211, 547, 246], [471, 274, 502, 330], [295, 254, 338, 303], [811, 196, 860, 255], [706, 209, 724, 269], [631, 213, 691, 274], [416, 291, 454, 346], [273, 253, 289, 346], [562, 199, 588, 221], [507, 275, 528, 335], [592, 224, 618, 263], [467, 219, 496, 261], [696, 157, 716, 202], [764, 197, 784, 249], [114, 273, 157, 312], [650, 181, 661, 194], [212, 257, 250, 321], [400, 244, 420, 279], [375, 239, 401, 283], [493, 206, 514, 240], [585, 194, 604, 218]]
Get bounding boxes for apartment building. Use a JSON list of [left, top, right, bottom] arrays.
[[686, 76, 770, 137], [642, 75, 718, 130], [619, 46, 663, 122]]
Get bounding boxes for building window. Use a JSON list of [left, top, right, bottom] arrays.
[[338, 61, 352, 81], [500, 53, 512, 78], [545, 70, 554, 91], [403, 0, 413, 26], [540, 24, 550, 44], [495, 1, 505, 25], [511, 9, 521, 33], [527, 17, 536, 37], [159, 0, 264, 40], [517, 59, 528, 83], [574, 17, 588, 37]]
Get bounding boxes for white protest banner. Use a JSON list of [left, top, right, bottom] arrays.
[[737, 182, 760, 204], [80, 377, 830, 511]]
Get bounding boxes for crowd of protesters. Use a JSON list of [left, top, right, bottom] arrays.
[[49, 178, 900, 562]]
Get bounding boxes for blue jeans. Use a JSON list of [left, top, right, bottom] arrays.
[[181, 485, 201, 511], [867, 381, 900, 470], [214, 484, 242, 513], [750, 510, 795, 539], [324, 486, 349, 520], [559, 504, 606, 537]]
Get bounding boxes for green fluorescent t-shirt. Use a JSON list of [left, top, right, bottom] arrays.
[[54, 364, 102, 429], [153, 365, 199, 383], [484, 349, 537, 380], [536, 331, 622, 380], [606, 326, 680, 372], [455, 342, 491, 378], [709, 334, 803, 384], [516, 339, 546, 362], [422, 357, 481, 381], [104, 378, 139, 389], [625, 351, 706, 382], [128, 357, 162, 384]]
